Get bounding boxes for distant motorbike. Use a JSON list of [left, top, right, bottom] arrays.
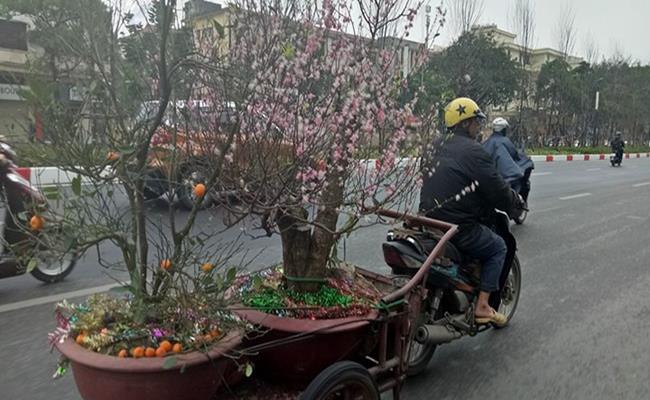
[[0, 141, 77, 283], [610, 149, 623, 167], [382, 208, 521, 376]]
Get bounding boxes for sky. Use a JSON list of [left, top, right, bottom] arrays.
[[430, 0, 650, 64]]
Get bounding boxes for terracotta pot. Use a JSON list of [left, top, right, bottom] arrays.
[[55, 330, 242, 400], [236, 308, 378, 382]]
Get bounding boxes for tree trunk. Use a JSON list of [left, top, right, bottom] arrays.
[[277, 207, 320, 292], [277, 169, 345, 293]]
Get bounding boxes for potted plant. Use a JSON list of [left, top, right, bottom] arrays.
[[196, 0, 446, 382], [5, 1, 250, 399]]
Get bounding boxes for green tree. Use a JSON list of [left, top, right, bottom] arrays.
[[436, 31, 521, 108], [408, 30, 521, 119]]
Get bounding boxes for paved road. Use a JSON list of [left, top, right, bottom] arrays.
[[1, 158, 649, 399]]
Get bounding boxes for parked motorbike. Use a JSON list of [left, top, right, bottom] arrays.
[[610, 150, 623, 167], [382, 209, 521, 376], [0, 141, 78, 283]]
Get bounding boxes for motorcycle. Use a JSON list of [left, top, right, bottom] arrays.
[[382, 209, 521, 376], [511, 166, 533, 224], [0, 141, 78, 283], [610, 149, 623, 167]]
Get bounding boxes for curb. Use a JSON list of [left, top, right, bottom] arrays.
[[530, 153, 650, 162]]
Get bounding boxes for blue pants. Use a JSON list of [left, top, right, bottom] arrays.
[[452, 224, 507, 292]]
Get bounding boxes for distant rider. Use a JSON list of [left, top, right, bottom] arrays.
[[611, 132, 625, 162], [482, 117, 534, 196]]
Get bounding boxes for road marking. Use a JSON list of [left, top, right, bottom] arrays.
[[533, 206, 562, 214], [627, 215, 645, 220], [632, 182, 650, 187], [0, 282, 125, 314], [559, 193, 592, 200], [532, 172, 552, 176], [586, 168, 601, 172]]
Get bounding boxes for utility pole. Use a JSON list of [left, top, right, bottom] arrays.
[[594, 90, 600, 145]]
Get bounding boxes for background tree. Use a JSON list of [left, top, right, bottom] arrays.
[[510, 0, 535, 144], [554, 2, 577, 59], [412, 30, 521, 114], [449, 0, 484, 36], [0, 0, 111, 143], [4, 0, 245, 320]]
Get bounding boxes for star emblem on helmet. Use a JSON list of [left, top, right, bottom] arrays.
[[456, 104, 466, 116]]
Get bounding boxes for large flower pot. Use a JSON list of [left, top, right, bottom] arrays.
[[55, 330, 242, 400], [236, 309, 378, 382]]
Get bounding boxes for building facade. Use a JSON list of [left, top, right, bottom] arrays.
[[473, 24, 584, 72], [0, 19, 32, 140], [183, 0, 438, 78]]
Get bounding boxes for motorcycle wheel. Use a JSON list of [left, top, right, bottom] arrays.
[[30, 252, 78, 283], [514, 209, 527, 225], [494, 255, 522, 328], [406, 296, 437, 376], [143, 169, 167, 200]]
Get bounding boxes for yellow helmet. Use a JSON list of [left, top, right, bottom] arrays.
[[443, 97, 486, 128]]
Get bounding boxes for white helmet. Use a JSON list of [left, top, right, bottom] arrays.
[[492, 117, 509, 133]]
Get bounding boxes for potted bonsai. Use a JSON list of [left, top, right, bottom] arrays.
[[195, 0, 446, 382], [5, 1, 251, 399]]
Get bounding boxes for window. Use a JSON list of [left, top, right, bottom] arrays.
[[0, 20, 28, 51]]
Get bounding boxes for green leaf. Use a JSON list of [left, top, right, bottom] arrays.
[[211, 21, 225, 38], [63, 236, 76, 252], [226, 266, 237, 283], [118, 146, 136, 155], [162, 356, 177, 370], [26, 258, 38, 273], [42, 187, 60, 200], [282, 43, 295, 60], [244, 363, 253, 377], [71, 175, 82, 196], [252, 275, 263, 291]]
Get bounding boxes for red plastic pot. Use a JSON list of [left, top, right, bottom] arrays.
[[55, 330, 242, 400], [235, 308, 378, 382]]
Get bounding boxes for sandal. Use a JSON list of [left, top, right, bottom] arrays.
[[475, 311, 507, 327]]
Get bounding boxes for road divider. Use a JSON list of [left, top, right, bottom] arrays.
[[531, 153, 650, 162]]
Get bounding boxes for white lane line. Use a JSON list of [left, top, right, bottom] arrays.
[[632, 182, 650, 187], [533, 206, 563, 214], [0, 282, 125, 314], [586, 168, 602, 172], [627, 216, 645, 220], [559, 193, 592, 201], [532, 172, 552, 176]]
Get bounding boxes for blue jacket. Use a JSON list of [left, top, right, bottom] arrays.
[[483, 132, 534, 184]]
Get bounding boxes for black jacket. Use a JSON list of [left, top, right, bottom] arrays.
[[419, 133, 518, 225], [611, 137, 624, 152]]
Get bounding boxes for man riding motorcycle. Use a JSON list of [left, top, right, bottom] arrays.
[[482, 117, 534, 194], [611, 131, 624, 165], [419, 98, 523, 326]]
